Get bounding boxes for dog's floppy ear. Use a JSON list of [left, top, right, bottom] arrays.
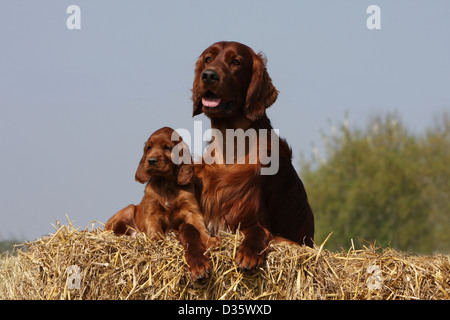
[[192, 55, 204, 117], [171, 138, 194, 186], [177, 162, 194, 186], [135, 146, 150, 184], [244, 53, 279, 121]]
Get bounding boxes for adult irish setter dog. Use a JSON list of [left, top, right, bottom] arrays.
[[192, 41, 314, 270], [105, 127, 219, 280]]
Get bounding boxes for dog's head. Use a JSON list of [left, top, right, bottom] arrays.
[[192, 41, 278, 122], [135, 127, 193, 185]]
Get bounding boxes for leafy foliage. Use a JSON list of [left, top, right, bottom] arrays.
[[300, 112, 450, 254]]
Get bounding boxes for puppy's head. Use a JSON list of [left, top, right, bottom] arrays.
[[135, 127, 193, 185]]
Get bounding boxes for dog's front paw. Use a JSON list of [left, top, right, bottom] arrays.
[[186, 252, 213, 281], [235, 243, 266, 270]]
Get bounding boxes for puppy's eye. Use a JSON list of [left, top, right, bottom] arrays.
[[205, 56, 212, 63], [163, 145, 172, 151], [231, 58, 240, 66], [146, 146, 151, 151]]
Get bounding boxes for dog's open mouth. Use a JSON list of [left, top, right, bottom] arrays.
[[202, 91, 222, 108], [201, 91, 234, 113]]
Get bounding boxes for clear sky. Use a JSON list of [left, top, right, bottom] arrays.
[[1, 1, 449, 240]]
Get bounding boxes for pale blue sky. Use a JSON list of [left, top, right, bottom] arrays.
[[1, 1, 449, 240]]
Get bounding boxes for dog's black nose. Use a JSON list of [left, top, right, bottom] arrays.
[[201, 69, 219, 84], [148, 158, 158, 165]]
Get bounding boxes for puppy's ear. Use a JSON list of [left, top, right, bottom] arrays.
[[172, 139, 194, 186], [177, 162, 194, 186], [192, 56, 204, 117], [244, 53, 279, 121], [135, 148, 150, 184]]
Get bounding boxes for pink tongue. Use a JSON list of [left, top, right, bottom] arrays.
[[202, 97, 221, 108]]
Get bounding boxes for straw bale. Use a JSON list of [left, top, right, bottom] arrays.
[[0, 222, 448, 300]]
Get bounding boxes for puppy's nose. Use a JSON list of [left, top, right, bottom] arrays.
[[148, 158, 158, 165], [201, 69, 220, 84]]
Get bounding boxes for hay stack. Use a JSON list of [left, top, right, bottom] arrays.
[[0, 222, 449, 300]]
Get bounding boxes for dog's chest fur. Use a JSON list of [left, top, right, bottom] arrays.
[[196, 163, 261, 235]]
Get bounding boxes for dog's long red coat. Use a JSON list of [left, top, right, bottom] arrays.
[[192, 41, 314, 269]]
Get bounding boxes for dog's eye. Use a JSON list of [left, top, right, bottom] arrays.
[[231, 58, 240, 66], [163, 145, 172, 151], [146, 146, 151, 151], [205, 56, 212, 63]]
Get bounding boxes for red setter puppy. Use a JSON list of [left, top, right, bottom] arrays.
[[105, 127, 219, 280], [192, 41, 314, 270]]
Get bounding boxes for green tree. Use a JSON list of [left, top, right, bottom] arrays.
[[300, 112, 449, 253], [419, 113, 450, 252]]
